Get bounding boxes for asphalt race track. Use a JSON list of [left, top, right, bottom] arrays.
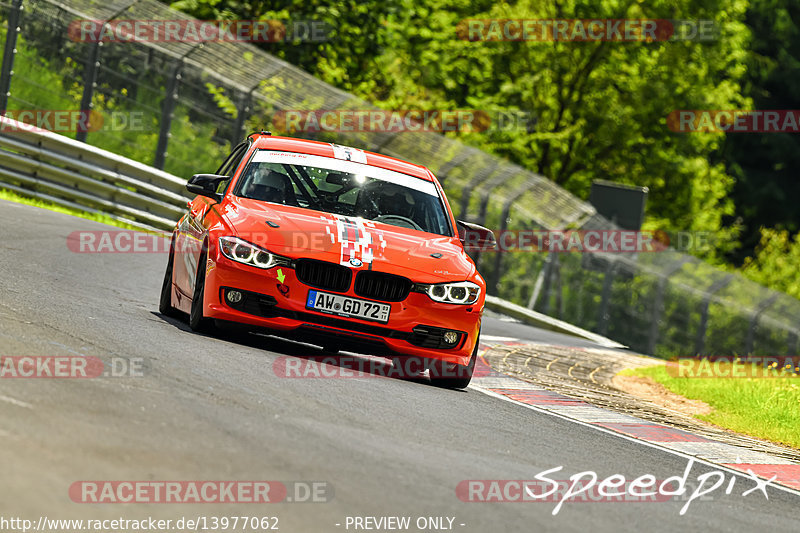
[[1, 198, 798, 532]]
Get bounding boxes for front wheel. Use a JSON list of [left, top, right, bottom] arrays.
[[428, 331, 480, 389], [189, 248, 212, 332], [159, 237, 180, 318]]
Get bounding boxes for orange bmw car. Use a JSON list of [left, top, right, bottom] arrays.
[[159, 133, 495, 388]]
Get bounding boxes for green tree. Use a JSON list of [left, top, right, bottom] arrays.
[[722, 0, 800, 264], [741, 228, 800, 298]]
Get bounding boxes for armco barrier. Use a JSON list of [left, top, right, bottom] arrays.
[[483, 295, 627, 349], [0, 115, 190, 230]]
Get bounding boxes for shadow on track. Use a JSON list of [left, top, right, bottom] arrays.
[[151, 311, 446, 388]]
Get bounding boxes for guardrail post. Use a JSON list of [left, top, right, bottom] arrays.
[[745, 294, 779, 355], [76, 40, 101, 142], [231, 81, 260, 145], [153, 41, 202, 170], [477, 168, 518, 225], [694, 274, 733, 355], [471, 168, 519, 269], [541, 253, 560, 315], [0, 0, 23, 112], [154, 60, 182, 170], [490, 201, 514, 296], [573, 272, 584, 324], [491, 177, 544, 296], [647, 257, 691, 355], [75, 1, 137, 142], [231, 92, 250, 145], [458, 164, 494, 219], [597, 258, 617, 336], [527, 252, 549, 310], [434, 148, 471, 187], [552, 253, 563, 319]]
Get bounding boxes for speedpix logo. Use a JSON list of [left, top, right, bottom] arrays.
[[457, 459, 774, 516]]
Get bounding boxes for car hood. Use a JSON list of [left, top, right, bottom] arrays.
[[219, 197, 475, 283]]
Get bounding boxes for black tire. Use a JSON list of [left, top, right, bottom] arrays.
[[428, 331, 480, 389], [159, 237, 180, 318], [321, 342, 340, 354], [189, 247, 212, 332]]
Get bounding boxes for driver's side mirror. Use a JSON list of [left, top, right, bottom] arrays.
[[187, 174, 227, 202], [457, 220, 496, 251]]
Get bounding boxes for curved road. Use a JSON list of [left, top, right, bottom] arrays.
[[0, 199, 797, 532]]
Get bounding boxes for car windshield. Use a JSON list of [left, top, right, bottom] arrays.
[[234, 150, 452, 236]]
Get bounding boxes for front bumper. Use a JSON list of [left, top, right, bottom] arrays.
[[203, 255, 482, 366]]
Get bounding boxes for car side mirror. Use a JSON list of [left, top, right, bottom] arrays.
[[187, 174, 227, 202], [456, 220, 496, 251]]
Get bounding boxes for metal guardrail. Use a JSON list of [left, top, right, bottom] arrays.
[[0, 116, 190, 230], [484, 296, 626, 349]]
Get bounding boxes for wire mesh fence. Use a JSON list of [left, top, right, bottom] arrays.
[[1, 0, 798, 358]]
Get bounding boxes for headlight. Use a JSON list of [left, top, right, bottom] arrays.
[[418, 281, 481, 305], [218, 236, 291, 269]]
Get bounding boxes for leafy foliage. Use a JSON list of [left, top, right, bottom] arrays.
[[741, 228, 800, 299]]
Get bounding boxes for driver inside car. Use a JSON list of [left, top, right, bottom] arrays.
[[358, 181, 416, 222], [243, 166, 298, 206]]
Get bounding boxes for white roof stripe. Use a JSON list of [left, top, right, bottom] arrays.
[[252, 150, 439, 197]]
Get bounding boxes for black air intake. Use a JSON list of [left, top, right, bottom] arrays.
[[354, 271, 412, 302], [295, 259, 352, 293]]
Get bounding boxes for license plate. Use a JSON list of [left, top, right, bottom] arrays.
[[306, 290, 390, 324]]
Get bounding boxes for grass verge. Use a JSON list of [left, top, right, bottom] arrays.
[[621, 364, 800, 449], [0, 188, 143, 231]]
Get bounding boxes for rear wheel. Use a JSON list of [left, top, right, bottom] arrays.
[[428, 331, 480, 389], [189, 248, 212, 332], [159, 237, 180, 318]]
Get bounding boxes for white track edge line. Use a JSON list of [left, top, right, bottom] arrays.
[[469, 384, 800, 498]]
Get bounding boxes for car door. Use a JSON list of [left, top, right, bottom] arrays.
[[173, 143, 250, 300]]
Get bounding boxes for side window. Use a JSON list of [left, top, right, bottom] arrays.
[[215, 142, 249, 194]]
